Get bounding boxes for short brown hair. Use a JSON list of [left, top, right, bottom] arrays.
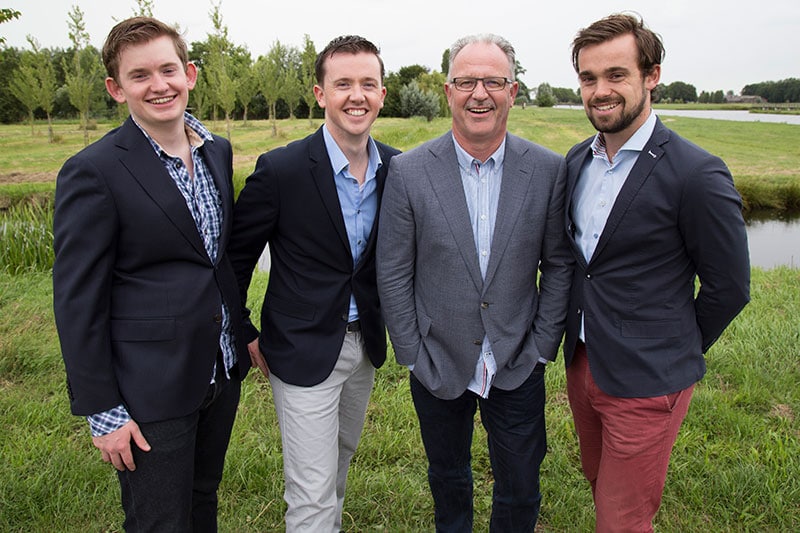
[[102, 16, 188, 82], [571, 13, 664, 77], [314, 35, 384, 85]]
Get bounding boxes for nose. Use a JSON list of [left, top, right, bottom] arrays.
[[151, 73, 169, 92], [349, 85, 365, 102], [594, 78, 613, 97], [472, 79, 490, 98]]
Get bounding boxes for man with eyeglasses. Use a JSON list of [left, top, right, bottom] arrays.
[[377, 33, 572, 531]]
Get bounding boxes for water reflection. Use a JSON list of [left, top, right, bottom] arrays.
[[745, 211, 800, 269]]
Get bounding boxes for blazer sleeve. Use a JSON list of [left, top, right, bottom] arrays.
[[376, 156, 421, 366], [53, 153, 122, 416], [529, 156, 574, 361], [680, 152, 750, 351], [228, 151, 281, 342]]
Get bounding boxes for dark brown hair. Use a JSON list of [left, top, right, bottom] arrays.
[[571, 13, 664, 77], [314, 35, 384, 85], [102, 16, 188, 82]]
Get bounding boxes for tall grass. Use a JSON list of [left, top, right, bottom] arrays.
[[0, 200, 53, 274], [1, 268, 797, 531]]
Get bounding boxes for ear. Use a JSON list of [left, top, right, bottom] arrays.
[[105, 77, 126, 104], [645, 64, 661, 91], [185, 62, 198, 90], [509, 80, 520, 100], [313, 84, 326, 108]]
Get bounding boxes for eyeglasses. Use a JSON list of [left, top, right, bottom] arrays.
[[450, 77, 511, 92]]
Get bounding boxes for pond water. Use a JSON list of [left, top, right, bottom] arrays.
[[654, 108, 800, 125], [746, 213, 800, 269], [255, 215, 799, 271]]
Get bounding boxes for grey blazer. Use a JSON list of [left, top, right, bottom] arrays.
[[377, 132, 573, 399]]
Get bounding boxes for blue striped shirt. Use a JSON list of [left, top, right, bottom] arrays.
[[453, 136, 504, 398], [87, 112, 236, 437]]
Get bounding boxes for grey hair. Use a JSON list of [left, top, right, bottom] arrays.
[[447, 33, 516, 81]]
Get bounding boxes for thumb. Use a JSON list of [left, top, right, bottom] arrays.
[[129, 423, 151, 452]]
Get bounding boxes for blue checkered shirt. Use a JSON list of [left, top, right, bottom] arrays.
[[87, 112, 237, 437]]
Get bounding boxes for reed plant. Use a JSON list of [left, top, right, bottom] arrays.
[[0, 200, 53, 274]]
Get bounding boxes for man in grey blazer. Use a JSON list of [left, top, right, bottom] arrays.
[[377, 34, 573, 531], [563, 14, 750, 532]]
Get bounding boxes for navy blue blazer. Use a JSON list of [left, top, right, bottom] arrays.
[[228, 127, 400, 387], [53, 117, 250, 422], [562, 117, 750, 398]]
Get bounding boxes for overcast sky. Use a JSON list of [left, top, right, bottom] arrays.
[[3, 0, 798, 94]]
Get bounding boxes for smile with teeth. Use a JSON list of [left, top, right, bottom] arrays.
[[149, 96, 176, 105], [346, 109, 367, 116], [469, 107, 492, 114], [594, 102, 619, 111]]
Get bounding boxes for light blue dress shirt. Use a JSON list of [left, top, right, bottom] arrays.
[[453, 136, 505, 398], [322, 124, 383, 322], [573, 111, 657, 340]]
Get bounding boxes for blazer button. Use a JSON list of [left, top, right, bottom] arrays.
[[481, 301, 489, 309], [213, 313, 222, 323], [473, 339, 482, 345], [585, 273, 592, 279]]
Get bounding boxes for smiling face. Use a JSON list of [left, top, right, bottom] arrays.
[[577, 33, 660, 146], [313, 51, 386, 146], [104, 35, 196, 136], [445, 41, 518, 159]]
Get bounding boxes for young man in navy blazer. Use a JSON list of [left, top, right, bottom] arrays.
[[563, 13, 750, 532], [228, 36, 399, 531], [53, 17, 250, 531]]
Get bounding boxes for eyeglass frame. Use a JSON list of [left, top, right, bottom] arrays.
[[449, 77, 512, 92]]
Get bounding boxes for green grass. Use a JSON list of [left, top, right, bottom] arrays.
[[1, 268, 798, 532], [2, 107, 799, 211]]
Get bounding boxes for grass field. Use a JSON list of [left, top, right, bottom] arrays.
[[1, 109, 799, 531], [0, 268, 798, 531], [1, 106, 799, 210]]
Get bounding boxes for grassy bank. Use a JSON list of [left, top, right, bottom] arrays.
[[0, 268, 798, 531], [1, 107, 799, 211]]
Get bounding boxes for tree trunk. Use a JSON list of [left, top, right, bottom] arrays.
[[46, 113, 54, 143]]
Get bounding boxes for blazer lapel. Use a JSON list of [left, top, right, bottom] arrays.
[[590, 121, 669, 263], [427, 135, 484, 292], [484, 135, 529, 287], [201, 137, 233, 263], [115, 118, 209, 260], [309, 129, 351, 253]]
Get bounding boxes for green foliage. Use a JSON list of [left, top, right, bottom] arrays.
[[0, 200, 54, 274], [535, 82, 556, 107], [0, 7, 21, 45], [399, 80, 439, 122], [743, 78, 800, 103], [299, 34, 318, 126], [664, 81, 699, 103]]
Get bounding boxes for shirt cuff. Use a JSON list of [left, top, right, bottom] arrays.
[[87, 404, 131, 437]]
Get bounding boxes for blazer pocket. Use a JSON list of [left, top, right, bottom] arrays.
[[111, 318, 176, 341], [620, 319, 681, 338], [265, 293, 316, 321]]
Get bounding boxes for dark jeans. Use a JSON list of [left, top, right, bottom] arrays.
[[410, 365, 547, 533], [118, 370, 241, 532]]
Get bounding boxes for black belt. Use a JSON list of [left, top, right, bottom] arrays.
[[346, 320, 361, 333]]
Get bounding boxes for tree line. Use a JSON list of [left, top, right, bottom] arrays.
[[2, 1, 798, 145]]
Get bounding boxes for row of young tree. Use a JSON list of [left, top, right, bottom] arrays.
[[3, 1, 798, 146]]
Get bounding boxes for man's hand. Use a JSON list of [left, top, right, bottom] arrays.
[[92, 420, 151, 471], [248, 338, 270, 378]]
